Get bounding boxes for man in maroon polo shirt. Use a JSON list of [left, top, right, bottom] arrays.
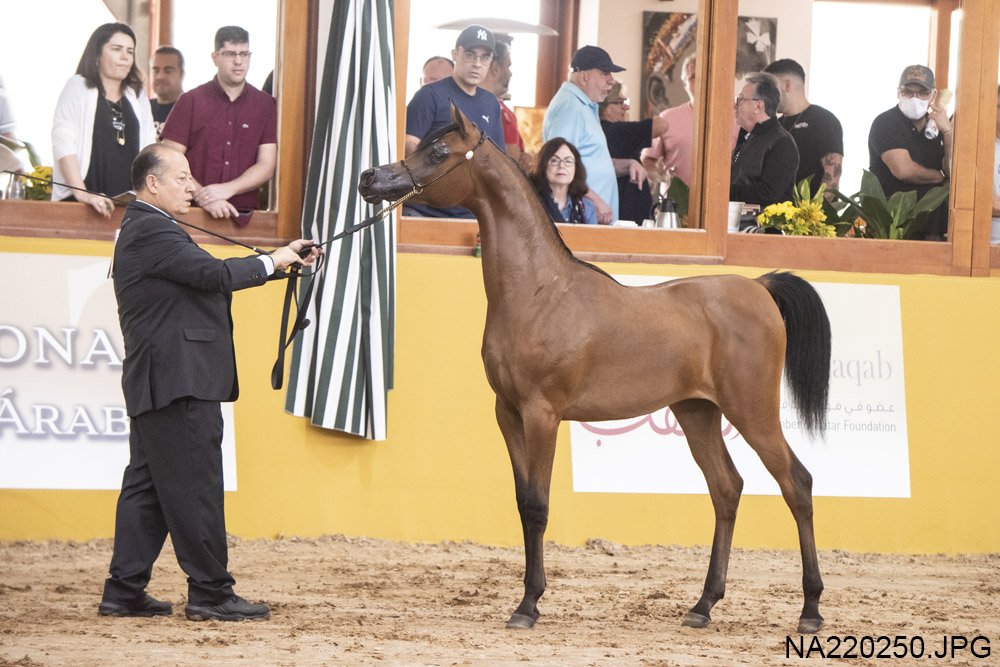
[[162, 26, 276, 225]]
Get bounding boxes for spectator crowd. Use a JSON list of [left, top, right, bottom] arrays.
[[1, 20, 987, 242], [405, 26, 965, 241]]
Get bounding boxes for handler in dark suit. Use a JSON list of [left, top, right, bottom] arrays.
[[98, 143, 320, 621]]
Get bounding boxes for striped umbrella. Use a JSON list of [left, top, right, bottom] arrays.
[[284, 0, 396, 439]]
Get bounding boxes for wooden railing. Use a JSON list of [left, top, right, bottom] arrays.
[[0, 200, 285, 249]]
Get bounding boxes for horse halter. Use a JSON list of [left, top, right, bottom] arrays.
[[400, 128, 488, 195]]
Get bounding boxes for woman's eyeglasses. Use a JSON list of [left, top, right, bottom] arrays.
[[548, 156, 576, 168], [607, 98, 630, 107]]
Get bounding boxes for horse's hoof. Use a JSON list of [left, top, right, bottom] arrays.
[[505, 613, 536, 629], [681, 611, 711, 628], [797, 617, 824, 634]]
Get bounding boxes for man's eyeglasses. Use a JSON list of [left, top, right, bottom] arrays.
[[607, 98, 630, 107], [461, 49, 493, 65], [734, 95, 761, 107], [218, 50, 252, 59], [898, 86, 932, 100], [547, 156, 576, 168]]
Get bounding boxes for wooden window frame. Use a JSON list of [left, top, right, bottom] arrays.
[[3, 0, 998, 278]]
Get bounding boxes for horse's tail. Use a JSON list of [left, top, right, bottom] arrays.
[[756, 271, 831, 435]]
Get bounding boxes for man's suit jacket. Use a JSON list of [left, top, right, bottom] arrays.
[[113, 201, 269, 416]]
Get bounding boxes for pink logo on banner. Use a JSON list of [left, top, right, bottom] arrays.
[[579, 408, 739, 447]]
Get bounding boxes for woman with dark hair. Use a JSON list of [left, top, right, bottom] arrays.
[[51, 23, 155, 218], [530, 138, 597, 225]]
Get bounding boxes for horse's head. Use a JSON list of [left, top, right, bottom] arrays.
[[358, 103, 485, 208]]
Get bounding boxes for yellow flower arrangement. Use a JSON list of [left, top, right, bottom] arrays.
[[23, 165, 53, 201], [756, 179, 836, 237]]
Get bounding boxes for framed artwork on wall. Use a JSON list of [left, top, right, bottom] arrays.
[[641, 12, 777, 117]]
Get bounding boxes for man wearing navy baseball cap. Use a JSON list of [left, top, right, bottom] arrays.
[[404, 24, 507, 218], [542, 46, 629, 223]]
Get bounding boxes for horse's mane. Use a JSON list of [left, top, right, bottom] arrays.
[[416, 122, 462, 152], [420, 120, 617, 284], [485, 139, 617, 283]]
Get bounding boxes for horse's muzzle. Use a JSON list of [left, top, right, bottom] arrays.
[[358, 168, 386, 203]]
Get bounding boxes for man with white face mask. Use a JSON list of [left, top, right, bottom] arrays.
[[868, 64, 953, 240]]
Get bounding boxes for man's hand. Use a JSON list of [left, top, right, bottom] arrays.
[[195, 183, 235, 207], [927, 90, 953, 134], [270, 239, 323, 271], [627, 159, 648, 190], [587, 193, 614, 224], [201, 199, 240, 219]]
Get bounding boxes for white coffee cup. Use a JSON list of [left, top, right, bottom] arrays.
[[727, 201, 744, 232]]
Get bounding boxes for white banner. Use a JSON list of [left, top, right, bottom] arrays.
[[0, 253, 238, 490], [570, 277, 910, 498]]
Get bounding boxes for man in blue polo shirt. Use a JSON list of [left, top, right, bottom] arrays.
[[404, 24, 506, 218], [542, 45, 625, 224]]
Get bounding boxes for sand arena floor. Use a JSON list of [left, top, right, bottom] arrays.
[[1, 535, 998, 666]]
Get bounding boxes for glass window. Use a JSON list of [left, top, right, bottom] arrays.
[[405, 1, 540, 108], [170, 1, 277, 95], [810, 2, 934, 197]]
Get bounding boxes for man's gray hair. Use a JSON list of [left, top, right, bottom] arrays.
[[744, 71, 781, 118]]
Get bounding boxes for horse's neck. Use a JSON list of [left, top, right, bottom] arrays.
[[462, 145, 578, 299]]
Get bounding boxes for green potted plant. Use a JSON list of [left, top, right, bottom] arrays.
[[826, 170, 950, 239]]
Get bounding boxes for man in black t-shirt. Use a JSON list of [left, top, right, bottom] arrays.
[[868, 65, 953, 239], [764, 59, 843, 196], [149, 46, 185, 140]]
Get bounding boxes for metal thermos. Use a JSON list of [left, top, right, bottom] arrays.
[[653, 197, 679, 229], [3, 174, 24, 200]]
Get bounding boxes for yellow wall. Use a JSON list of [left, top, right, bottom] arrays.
[[2, 236, 999, 554]]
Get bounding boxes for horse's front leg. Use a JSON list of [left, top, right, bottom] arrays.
[[495, 398, 559, 629]]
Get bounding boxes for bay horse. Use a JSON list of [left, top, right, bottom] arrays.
[[358, 106, 831, 634]]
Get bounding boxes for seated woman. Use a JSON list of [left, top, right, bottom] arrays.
[[530, 138, 597, 225], [51, 22, 155, 219]]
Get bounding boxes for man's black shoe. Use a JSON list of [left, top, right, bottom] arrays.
[[185, 595, 270, 621], [98, 593, 173, 617]]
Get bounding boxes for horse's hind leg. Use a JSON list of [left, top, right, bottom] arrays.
[[671, 399, 744, 629], [495, 398, 559, 629], [737, 419, 824, 634]]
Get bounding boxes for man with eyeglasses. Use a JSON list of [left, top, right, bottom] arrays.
[[868, 64, 953, 240], [404, 24, 506, 219], [542, 45, 626, 224], [730, 71, 799, 208], [161, 26, 276, 226]]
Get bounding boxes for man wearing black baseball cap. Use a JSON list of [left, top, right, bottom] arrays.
[[404, 24, 506, 218], [868, 64, 953, 239], [542, 45, 629, 223]]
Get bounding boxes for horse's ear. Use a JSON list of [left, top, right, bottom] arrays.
[[450, 102, 471, 138]]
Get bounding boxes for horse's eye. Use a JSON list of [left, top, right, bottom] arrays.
[[430, 143, 449, 163]]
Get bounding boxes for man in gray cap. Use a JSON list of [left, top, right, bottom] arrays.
[[404, 24, 506, 218], [542, 45, 630, 223], [868, 64, 953, 239]]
